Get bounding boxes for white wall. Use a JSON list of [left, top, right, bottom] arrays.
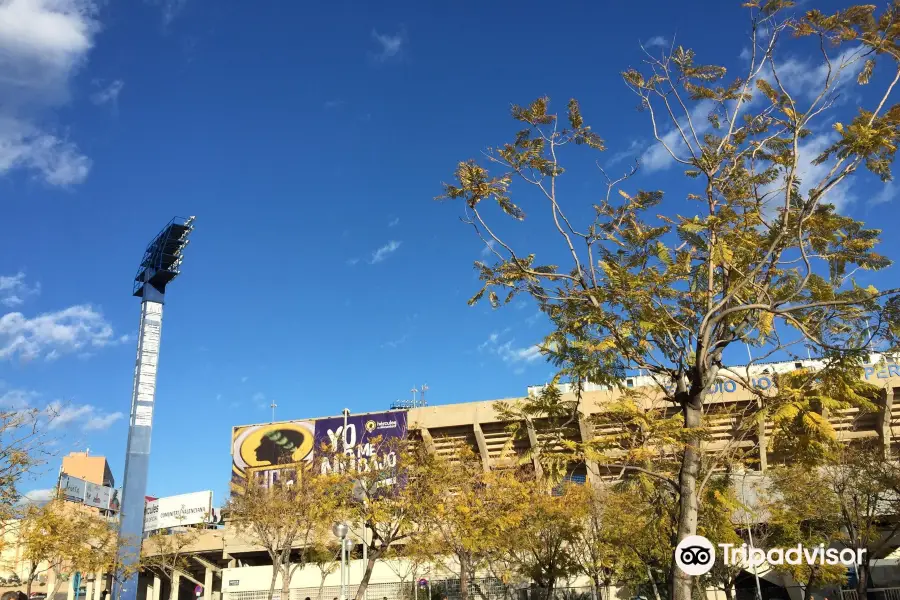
[[223, 558, 432, 595]]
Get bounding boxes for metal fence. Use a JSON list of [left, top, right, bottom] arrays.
[[227, 580, 605, 600], [230, 583, 900, 600], [840, 589, 900, 600]]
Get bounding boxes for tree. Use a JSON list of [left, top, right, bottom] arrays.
[[819, 443, 900, 598], [18, 499, 73, 598], [226, 466, 343, 600], [697, 477, 753, 600], [65, 510, 118, 599], [508, 483, 585, 600], [767, 464, 847, 600], [141, 527, 202, 600], [571, 486, 628, 600], [309, 543, 341, 600], [18, 500, 116, 598], [437, 3, 900, 599], [421, 446, 530, 600], [327, 438, 436, 600], [0, 409, 56, 537]]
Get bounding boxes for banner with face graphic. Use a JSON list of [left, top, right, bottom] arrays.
[[230, 420, 316, 493]]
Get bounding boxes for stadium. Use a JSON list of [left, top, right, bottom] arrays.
[[136, 355, 900, 600]]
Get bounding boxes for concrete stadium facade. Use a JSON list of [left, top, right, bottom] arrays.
[[142, 355, 900, 600]]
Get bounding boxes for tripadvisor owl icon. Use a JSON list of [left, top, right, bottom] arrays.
[[675, 535, 715, 576]]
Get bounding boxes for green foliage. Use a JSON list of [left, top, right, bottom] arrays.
[[507, 483, 586, 594], [437, 3, 900, 600], [766, 464, 848, 593], [419, 445, 530, 600]]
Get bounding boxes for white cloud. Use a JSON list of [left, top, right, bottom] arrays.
[[346, 257, 360, 266], [607, 140, 643, 167], [757, 130, 856, 214], [480, 239, 496, 257], [870, 181, 896, 207], [19, 488, 54, 506], [0, 117, 91, 185], [46, 401, 91, 428], [0, 0, 98, 185], [370, 240, 402, 264], [45, 400, 120, 431], [83, 411, 122, 430], [0, 272, 40, 307], [0, 304, 120, 361], [640, 48, 864, 175], [381, 334, 408, 349], [371, 29, 403, 62], [252, 392, 270, 410], [240, 376, 248, 383], [794, 131, 855, 211], [641, 100, 715, 173], [644, 36, 669, 48], [90, 79, 123, 109], [144, 0, 186, 27], [324, 99, 344, 110], [497, 343, 542, 364], [772, 47, 864, 103], [0, 385, 36, 409], [479, 329, 544, 368], [388, 217, 400, 227]]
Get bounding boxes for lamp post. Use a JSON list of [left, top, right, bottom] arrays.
[[332, 522, 349, 600]]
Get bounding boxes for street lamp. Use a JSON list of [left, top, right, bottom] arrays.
[[332, 522, 349, 600]]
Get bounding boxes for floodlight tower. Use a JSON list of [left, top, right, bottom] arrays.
[[115, 216, 195, 600]]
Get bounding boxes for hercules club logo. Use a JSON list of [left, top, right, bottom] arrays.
[[675, 535, 715, 576], [365, 420, 377, 433]]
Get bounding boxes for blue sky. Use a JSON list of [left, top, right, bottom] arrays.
[[1, 0, 897, 504]]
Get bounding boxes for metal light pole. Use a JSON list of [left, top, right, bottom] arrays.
[[115, 217, 195, 600], [332, 523, 349, 600]]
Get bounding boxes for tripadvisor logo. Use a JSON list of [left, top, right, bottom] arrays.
[[676, 536, 716, 576], [675, 535, 866, 576]]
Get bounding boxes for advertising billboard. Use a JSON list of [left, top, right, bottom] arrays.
[[314, 411, 407, 481], [231, 420, 316, 492], [230, 411, 408, 493], [143, 491, 213, 532], [59, 474, 120, 511], [85, 482, 112, 510], [59, 474, 86, 503]]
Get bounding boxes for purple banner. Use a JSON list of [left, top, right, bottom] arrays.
[[314, 410, 407, 478]]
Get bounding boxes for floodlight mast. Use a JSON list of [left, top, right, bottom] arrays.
[[114, 216, 195, 600]]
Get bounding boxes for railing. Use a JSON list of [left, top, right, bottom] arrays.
[[840, 589, 900, 600], [226, 580, 608, 600]]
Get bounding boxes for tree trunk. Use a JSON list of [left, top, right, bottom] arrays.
[[460, 556, 470, 600], [353, 555, 377, 600], [50, 566, 64, 600], [802, 568, 816, 600], [318, 571, 327, 600], [27, 565, 36, 598], [673, 401, 702, 600], [267, 562, 280, 600], [723, 582, 734, 600], [281, 554, 292, 600], [856, 560, 871, 600], [647, 566, 663, 600]]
